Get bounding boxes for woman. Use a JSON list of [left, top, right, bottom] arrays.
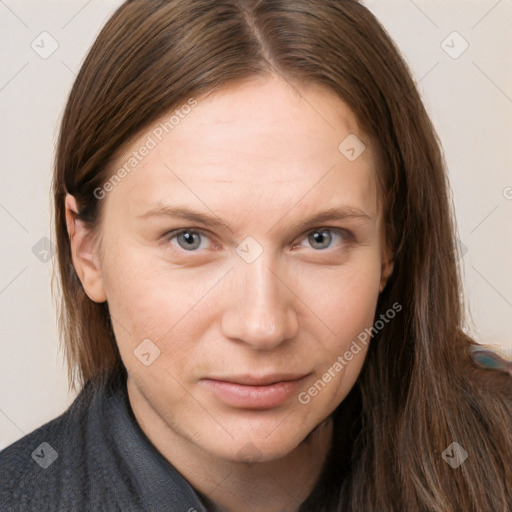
[[1, 1, 511, 511]]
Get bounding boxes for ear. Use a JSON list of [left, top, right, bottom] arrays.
[[379, 247, 394, 293], [65, 194, 107, 303]]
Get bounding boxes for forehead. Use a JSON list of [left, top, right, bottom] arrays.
[[106, 75, 379, 222]]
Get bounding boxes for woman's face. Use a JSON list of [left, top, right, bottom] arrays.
[[71, 74, 392, 462]]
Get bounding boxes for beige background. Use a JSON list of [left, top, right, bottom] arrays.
[[1, 0, 511, 449]]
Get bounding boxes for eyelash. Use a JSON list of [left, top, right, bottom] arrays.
[[162, 227, 353, 253]]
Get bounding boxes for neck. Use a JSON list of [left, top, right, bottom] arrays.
[[197, 418, 334, 512]]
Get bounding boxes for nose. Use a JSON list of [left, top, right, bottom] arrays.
[[220, 253, 299, 350]]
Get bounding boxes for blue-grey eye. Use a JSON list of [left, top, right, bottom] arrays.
[[307, 229, 334, 250], [174, 230, 203, 251]]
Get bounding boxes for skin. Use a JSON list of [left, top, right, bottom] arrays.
[[66, 74, 393, 512]]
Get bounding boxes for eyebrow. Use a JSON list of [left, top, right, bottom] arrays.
[[137, 203, 374, 233]]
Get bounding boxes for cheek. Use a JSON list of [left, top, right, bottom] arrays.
[[100, 243, 221, 366], [286, 252, 382, 408], [297, 251, 382, 351], [102, 238, 185, 320]]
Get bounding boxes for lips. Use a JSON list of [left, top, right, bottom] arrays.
[[200, 373, 309, 409], [210, 373, 308, 386]]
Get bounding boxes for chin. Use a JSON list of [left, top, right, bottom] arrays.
[[206, 416, 320, 464]]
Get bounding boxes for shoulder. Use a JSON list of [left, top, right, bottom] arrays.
[[0, 413, 77, 511], [0, 374, 132, 512]]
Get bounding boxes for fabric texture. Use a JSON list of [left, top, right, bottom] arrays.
[[0, 369, 208, 512]]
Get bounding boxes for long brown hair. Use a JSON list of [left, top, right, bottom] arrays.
[[52, 1, 512, 510]]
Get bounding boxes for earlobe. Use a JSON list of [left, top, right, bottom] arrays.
[[379, 256, 394, 293], [65, 194, 107, 303]]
